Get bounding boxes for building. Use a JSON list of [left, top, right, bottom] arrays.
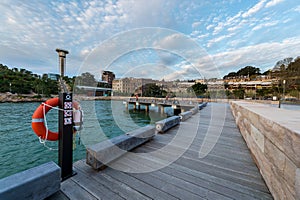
[[47, 73, 59, 81], [112, 77, 155, 95], [206, 79, 225, 91], [102, 71, 115, 87]]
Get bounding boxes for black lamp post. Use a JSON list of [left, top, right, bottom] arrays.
[[56, 49, 75, 181]]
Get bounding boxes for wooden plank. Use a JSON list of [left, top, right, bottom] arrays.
[[61, 179, 97, 200], [139, 135, 262, 175], [70, 168, 124, 200], [104, 168, 179, 200], [143, 138, 259, 167], [132, 172, 205, 200], [163, 164, 272, 199], [74, 160, 151, 200], [131, 145, 270, 197], [46, 191, 69, 200]]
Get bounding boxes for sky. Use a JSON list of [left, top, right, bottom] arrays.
[[1, 0, 300, 80]]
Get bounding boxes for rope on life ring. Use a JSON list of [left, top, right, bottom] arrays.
[[32, 98, 83, 143], [32, 97, 60, 141]]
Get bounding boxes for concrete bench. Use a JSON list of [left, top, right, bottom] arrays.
[[198, 102, 207, 110], [190, 107, 198, 114], [0, 161, 60, 200], [86, 125, 155, 170], [155, 116, 181, 133], [179, 111, 193, 121]]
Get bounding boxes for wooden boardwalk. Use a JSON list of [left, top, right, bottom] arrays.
[[51, 103, 273, 200]]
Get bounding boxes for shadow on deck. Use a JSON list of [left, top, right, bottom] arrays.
[[50, 103, 272, 200]]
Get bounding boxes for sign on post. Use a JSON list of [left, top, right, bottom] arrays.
[[59, 92, 74, 181]]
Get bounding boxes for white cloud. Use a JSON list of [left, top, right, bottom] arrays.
[[242, 0, 267, 18], [211, 36, 300, 74], [265, 0, 285, 8], [206, 24, 214, 30], [0, 0, 298, 79], [252, 20, 279, 31], [207, 33, 235, 48], [294, 5, 300, 12], [163, 61, 203, 81], [212, 22, 225, 35], [197, 33, 209, 40], [192, 21, 202, 28]]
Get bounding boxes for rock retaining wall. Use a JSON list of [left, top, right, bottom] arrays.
[[230, 101, 300, 200]]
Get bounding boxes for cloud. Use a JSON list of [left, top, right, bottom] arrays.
[[211, 36, 300, 74], [153, 33, 193, 51], [294, 5, 300, 12], [242, 0, 266, 18], [192, 21, 202, 28], [163, 61, 203, 81], [207, 33, 234, 48], [252, 20, 279, 31], [206, 24, 214, 30], [197, 33, 209, 40], [212, 22, 225, 35], [0, 0, 298, 79], [265, 0, 285, 8]]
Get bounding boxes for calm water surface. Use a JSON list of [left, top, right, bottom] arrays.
[[0, 100, 168, 179]]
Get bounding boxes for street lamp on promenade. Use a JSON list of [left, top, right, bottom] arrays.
[[278, 79, 286, 108]]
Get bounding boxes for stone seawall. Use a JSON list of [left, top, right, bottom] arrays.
[[230, 101, 300, 200]]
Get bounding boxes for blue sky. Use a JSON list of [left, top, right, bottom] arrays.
[[0, 0, 300, 80]]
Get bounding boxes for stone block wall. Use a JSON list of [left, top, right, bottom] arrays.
[[230, 101, 300, 200]]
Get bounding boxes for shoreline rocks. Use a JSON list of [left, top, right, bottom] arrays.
[[0, 92, 50, 103]]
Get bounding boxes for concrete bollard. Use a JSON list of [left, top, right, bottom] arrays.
[[86, 125, 155, 170], [155, 116, 181, 133], [179, 111, 193, 121]]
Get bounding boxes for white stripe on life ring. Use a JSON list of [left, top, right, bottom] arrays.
[[32, 118, 44, 123]]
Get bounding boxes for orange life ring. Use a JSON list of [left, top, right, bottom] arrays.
[[32, 97, 60, 141]]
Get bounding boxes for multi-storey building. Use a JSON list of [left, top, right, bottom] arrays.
[[112, 77, 155, 95], [101, 71, 115, 87]]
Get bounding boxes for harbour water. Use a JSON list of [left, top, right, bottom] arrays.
[[0, 100, 169, 179]]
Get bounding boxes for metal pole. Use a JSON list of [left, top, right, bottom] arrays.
[[56, 49, 75, 181], [283, 80, 286, 102]]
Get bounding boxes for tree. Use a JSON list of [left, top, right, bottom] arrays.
[[233, 88, 245, 99], [236, 66, 260, 77], [223, 66, 261, 79], [187, 83, 207, 96], [272, 57, 300, 98], [75, 72, 97, 86], [142, 83, 164, 97], [0, 63, 60, 96], [232, 84, 245, 99], [223, 72, 237, 79]]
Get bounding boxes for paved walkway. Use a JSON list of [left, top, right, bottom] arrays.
[[50, 103, 273, 200]]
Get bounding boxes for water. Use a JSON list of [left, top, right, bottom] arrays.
[[0, 100, 168, 179]]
